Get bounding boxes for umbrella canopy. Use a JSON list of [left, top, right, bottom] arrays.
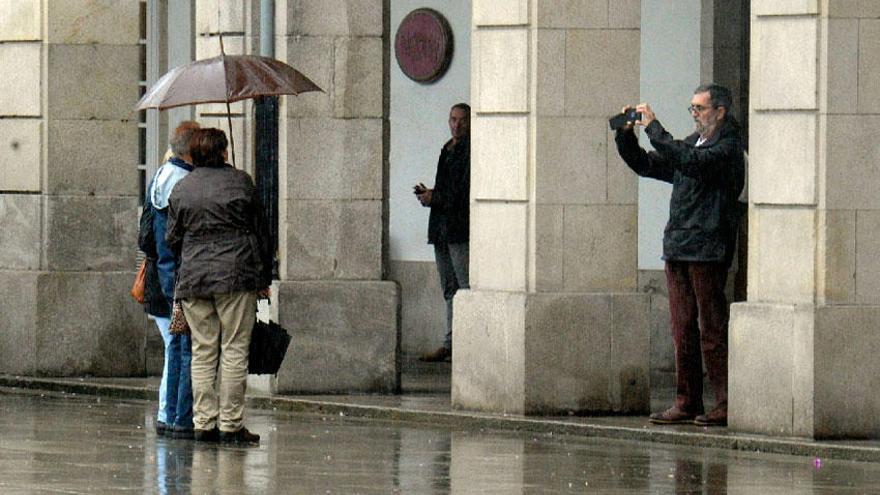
[[136, 54, 323, 110]]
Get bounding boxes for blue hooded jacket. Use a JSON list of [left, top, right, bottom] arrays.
[[149, 157, 193, 302]]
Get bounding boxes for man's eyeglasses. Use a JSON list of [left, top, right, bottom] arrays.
[[688, 104, 715, 114]]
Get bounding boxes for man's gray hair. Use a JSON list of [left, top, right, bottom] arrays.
[[694, 84, 733, 112], [170, 121, 200, 157]]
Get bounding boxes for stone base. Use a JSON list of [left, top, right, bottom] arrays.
[[388, 260, 446, 356], [273, 280, 400, 393], [730, 302, 880, 439], [0, 270, 148, 376], [452, 289, 651, 415]]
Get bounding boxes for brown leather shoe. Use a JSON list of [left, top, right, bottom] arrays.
[[649, 407, 700, 425], [419, 347, 451, 362], [220, 427, 260, 445], [694, 409, 727, 427], [194, 427, 220, 442]]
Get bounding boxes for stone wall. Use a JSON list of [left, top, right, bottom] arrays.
[[452, 0, 651, 416], [272, 0, 399, 393], [0, 0, 148, 377], [194, 0, 259, 171], [0, 1, 41, 192], [390, 260, 446, 355], [394, 260, 676, 385], [730, 0, 880, 438]]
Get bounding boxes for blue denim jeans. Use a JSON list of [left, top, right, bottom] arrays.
[[154, 316, 194, 429], [434, 242, 470, 351]]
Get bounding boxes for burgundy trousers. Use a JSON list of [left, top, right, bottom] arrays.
[[665, 261, 729, 415]]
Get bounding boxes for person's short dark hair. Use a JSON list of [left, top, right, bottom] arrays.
[[170, 121, 200, 158], [451, 102, 470, 115], [189, 128, 228, 168], [694, 84, 733, 112]]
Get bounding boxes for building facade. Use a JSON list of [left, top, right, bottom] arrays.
[[0, 0, 878, 439]]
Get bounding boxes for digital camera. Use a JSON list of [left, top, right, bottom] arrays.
[[608, 109, 642, 130]]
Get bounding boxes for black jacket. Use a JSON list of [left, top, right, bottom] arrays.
[[137, 195, 171, 317], [615, 118, 744, 264], [166, 164, 272, 299], [428, 137, 470, 245]]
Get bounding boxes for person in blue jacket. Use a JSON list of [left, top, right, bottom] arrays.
[[139, 121, 200, 438]]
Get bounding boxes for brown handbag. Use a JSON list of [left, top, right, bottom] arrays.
[[131, 260, 146, 304], [169, 300, 191, 335]]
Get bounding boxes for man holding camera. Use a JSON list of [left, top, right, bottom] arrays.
[[414, 103, 471, 363], [614, 84, 744, 427]]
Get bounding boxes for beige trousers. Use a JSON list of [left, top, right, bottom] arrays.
[[182, 291, 256, 432]]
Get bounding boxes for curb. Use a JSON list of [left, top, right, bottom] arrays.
[[3, 375, 879, 463]]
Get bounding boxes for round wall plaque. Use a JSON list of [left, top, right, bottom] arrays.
[[394, 8, 454, 83]]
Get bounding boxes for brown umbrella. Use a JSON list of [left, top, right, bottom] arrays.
[[136, 52, 322, 166], [135, 54, 322, 110]]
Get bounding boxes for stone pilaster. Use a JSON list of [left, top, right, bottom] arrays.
[[453, 0, 649, 415], [0, 0, 147, 376], [194, 0, 259, 172], [272, 0, 398, 393], [730, 1, 880, 438]]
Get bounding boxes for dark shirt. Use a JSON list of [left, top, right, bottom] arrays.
[[615, 119, 744, 264], [428, 136, 470, 245]]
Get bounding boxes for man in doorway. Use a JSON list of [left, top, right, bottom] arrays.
[[415, 103, 471, 363], [614, 84, 744, 426]]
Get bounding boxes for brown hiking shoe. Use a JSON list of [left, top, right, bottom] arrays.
[[649, 407, 700, 425], [694, 409, 728, 427], [419, 347, 451, 362]]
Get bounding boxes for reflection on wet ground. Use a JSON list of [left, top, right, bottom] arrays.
[[2, 389, 880, 494]]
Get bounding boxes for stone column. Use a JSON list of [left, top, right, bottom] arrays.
[[271, 0, 399, 393], [195, 0, 259, 172], [166, 0, 196, 131], [730, 1, 880, 438], [0, 1, 145, 376], [453, 0, 649, 415]]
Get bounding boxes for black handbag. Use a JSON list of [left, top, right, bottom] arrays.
[[248, 319, 292, 375]]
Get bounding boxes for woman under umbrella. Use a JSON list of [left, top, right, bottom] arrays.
[[166, 128, 272, 445], [139, 121, 200, 440]]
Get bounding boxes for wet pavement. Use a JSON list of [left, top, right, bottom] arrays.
[[7, 372, 880, 465], [3, 389, 880, 494]]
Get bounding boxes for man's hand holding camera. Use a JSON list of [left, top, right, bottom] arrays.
[[413, 182, 432, 207], [633, 103, 655, 127], [622, 103, 656, 129], [610, 103, 656, 131]]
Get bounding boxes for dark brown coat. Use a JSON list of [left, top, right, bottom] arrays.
[[166, 164, 272, 299]]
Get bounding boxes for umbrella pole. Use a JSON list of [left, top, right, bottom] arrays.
[[226, 101, 236, 168], [218, 28, 235, 167]]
